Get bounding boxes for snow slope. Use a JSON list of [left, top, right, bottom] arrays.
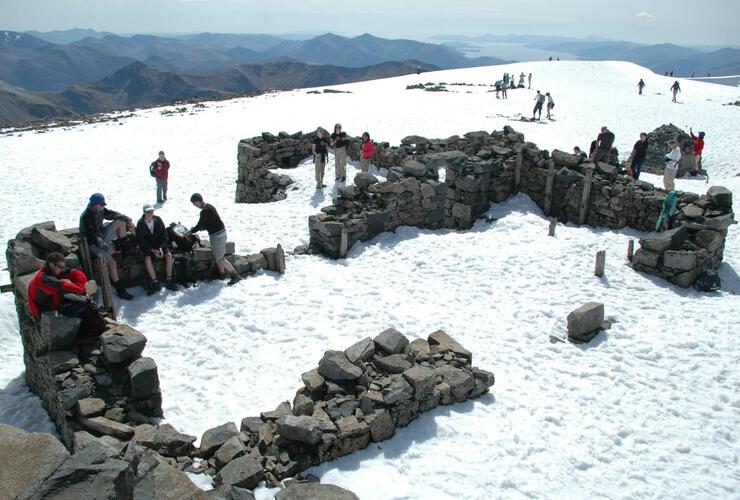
[[1, 61, 739, 499]]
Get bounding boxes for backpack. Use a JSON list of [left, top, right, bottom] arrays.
[[694, 269, 721, 292], [167, 223, 199, 252], [172, 254, 195, 288], [149, 162, 156, 177]]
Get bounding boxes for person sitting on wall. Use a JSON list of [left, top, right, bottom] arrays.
[[573, 146, 587, 161], [79, 193, 134, 300], [136, 204, 179, 295], [28, 252, 88, 318]]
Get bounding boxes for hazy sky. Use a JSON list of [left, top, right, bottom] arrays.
[[3, 0, 740, 46]]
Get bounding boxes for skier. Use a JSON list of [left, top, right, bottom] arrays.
[[629, 133, 649, 180], [663, 140, 681, 191], [532, 91, 546, 120], [545, 92, 555, 119], [637, 79, 646, 95], [689, 127, 705, 176], [670, 81, 681, 103]]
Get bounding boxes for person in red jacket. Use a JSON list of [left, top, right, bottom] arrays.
[[28, 252, 88, 318], [360, 132, 375, 173], [150, 150, 170, 204], [689, 128, 705, 176]]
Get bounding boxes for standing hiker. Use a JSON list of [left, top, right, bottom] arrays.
[[689, 127, 705, 176], [150, 151, 170, 204], [545, 92, 555, 119], [528, 73, 532, 89], [591, 126, 615, 164], [185, 193, 240, 286], [80, 193, 134, 300], [501, 80, 508, 99], [360, 132, 374, 173], [330, 123, 349, 183], [494, 80, 501, 98], [663, 140, 681, 191], [312, 127, 330, 189], [519, 72, 526, 87], [629, 133, 649, 180], [532, 91, 545, 120], [670, 81, 681, 103], [638, 79, 646, 95]]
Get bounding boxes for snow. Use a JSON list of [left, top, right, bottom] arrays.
[[1, 60, 739, 499]]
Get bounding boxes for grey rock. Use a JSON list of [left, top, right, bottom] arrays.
[[344, 337, 375, 364], [704, 214, 734, 231], [595, 162, 617, 176], [382, 374, 414, 405], [77, 397, 106, 418], [134, 463, 207, 500], [40, 312, 80, 351], [663, 250, 698, 271], [128, 357, 160, 399], [402, 365, 436, 400], [669, 266, 703, 288], [101, 324, 147, 364], [707, 186, 733, 208], [215, 436, 246, 470], [318, 351, 363, 380], [428, 330, 472, 361], [201, 422, 239, 458], [215, 455, 264, 490], [402, 159, 427, 178], [0, 423, 70, 500], [354, 173, 379, 190], [79, 416, 135, 440], [49, 350, 79, 374], [261, 401, 292, 421], [365, 410, 395, 442], [373, 328, 409, 354], [275, 482, 359, 500], [207, 484, 256, 500], [73, 431, 123, 454], [632, 248, 660, 268], [31, 227, 73, 254], [681, 204, 704, 219], [639, 226, 688, 253], [567, 302, 604, 342], [16, 220, 56, 241], [374, 354, 412, 374], [292, 392, 314, 416], [240, 417, 264, 435], [435, 365, 475, 402], [134, 424, 196, 458], [276, 415, 323, 445], [407, 339, 431, 357]]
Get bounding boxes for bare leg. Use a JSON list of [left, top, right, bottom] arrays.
[[165, 252, 174, 278], [112, 220, 127, 238], [107, 255, 120, 283], [143, 255, 156, 280], [220, 258, 236, 275]]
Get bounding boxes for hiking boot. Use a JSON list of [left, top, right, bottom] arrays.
[[227, 273, 241, 286], [690, 171, 698, 177], [164, 278, 179, 291], [113, 281, 133, 300], [146, 280, 161, 296]]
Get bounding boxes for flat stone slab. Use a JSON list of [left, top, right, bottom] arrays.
[[101, 324, 147, 364], [134, 463, 207, 500], [428, 330, 472, 360], [567, 302, 605, 341], [275, 482, 360, 500], [403, 365, 436, 400], [215, 455, 264, 490], [79, 416, 135, 440], [344, 337, 375, 364], [318, 351, 363, 380], [276, 415, 322, 445], [639, 226, 688, 253], [374, 354, 412, 374]]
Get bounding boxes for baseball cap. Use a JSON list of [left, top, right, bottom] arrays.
[[142, 204, 155, 213], [89, 193, 106, 206]]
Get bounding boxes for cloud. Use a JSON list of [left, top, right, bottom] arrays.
[[636, 11, 654, 19]]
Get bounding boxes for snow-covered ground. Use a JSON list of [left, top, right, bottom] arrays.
[[1, 61, 739, 499]]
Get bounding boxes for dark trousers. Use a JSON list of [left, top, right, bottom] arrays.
[[631, 158, 645, 179], [592, 149, 610, 165], [156, 178, 168, 203]]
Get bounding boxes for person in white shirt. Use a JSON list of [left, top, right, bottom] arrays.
[[663, 140, 682, 191], [546, 92, 555, 119]]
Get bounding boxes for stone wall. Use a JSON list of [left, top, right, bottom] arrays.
[[291, 128, 733, 288]]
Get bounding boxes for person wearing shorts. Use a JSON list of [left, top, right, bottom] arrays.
[[185, 193, 241, 286], [663, 140, 681, 191]]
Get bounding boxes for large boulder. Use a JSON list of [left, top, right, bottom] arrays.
[[354, 172, 379, 190], [344, 337, 375, 364], [134, 424, 197, 458], [567, 302, 604, 342], [707, 186, 733, 209], [128, 357, 160, 399], [101, 325, 147, 364], [428, 330, 472, 361], [374, 354, 412, 374], [276, 415, 323, 445], [0, 424, 70, 500], [402, 366, 436, 400], [639, 226, 688, 253], [275, 482, 359, 500], [214, 436, 246, 470], [434, 366, 474, 402], [318, 351, 363, 381], [200, 422, 239, 458], [215, 455, 264, 490], [373, 328, 409, 354], [207, 485, 256, 500], [134, 463, 207, 500], [31, 227, 73, 254], [40, 312, 81, 352], [79, 416, 135, 440]]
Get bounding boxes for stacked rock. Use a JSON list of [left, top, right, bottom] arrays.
[[642, 123, 696, 177]]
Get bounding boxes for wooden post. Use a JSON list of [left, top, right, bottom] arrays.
[[78, 236, 94, 279], [548, 218, 557, 237], [339, 226, 348, 259], [275, 244, 286, 274], [594, 250, 606, 277], [544, 160, 556, 216], [97, 257, 116, 320], [514, 150, 523, 194], [578, 166, 594, 225], [627, 240, 635, 261]]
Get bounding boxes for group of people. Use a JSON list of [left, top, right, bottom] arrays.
[[636, 78, 682, 103], [494, 72, 533, 98], [532, 90, 555, 120], [311, 124, 375, 189]]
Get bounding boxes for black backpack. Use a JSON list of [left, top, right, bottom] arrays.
[[172, 254, 195, 288], [694, 269, 721, 292], [149, 162, 156, 177], [167, 223, 199, 252]]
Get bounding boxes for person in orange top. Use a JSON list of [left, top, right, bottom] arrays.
[[360, 132, 375, 173], [689, 127, 705, 176], [27, 252, 87, 318]]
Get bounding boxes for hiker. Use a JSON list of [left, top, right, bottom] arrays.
[[136, 204, 179, 295], [519, 72, 525, 87], [670, 81, 681, 102], [149, 151, 170, 204], [185, 193, 241, 286], [629, 133, 649, 180], [27, 252, 87, 318], [689, 127, 705, 176], [638, 79, 646, 95], [312, 127, 330, 189], [80, 193, 134, 300], [330, 123, 349, 183], [545, 92, 554, 119], [360, 132, 374, 173], [670, 71, 674, 77], [503, 73, 509, 87], [532, 91, 545, 120], [501, 80, 508, 99], [528, 73, 532, 89], [663, 140, 681, 191], [574, 146, 587, 161], [591, 126, 615, 164], [494, 80, 501, 98]]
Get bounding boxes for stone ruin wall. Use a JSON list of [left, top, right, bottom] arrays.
[[4, 221, 494, 498], [268, 127, 733, 288]]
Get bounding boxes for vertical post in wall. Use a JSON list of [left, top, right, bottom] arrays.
[[548, 218, 557, 237], [78, 236, 94, 280], [97, 257, 116, 320], [578, 166, 594, 225], [514, 149, 523, 194], [339, 226, 348, 259], [544, 160, 556, 216], [594, 250, 606, 277], [627, 240, 635, 261]]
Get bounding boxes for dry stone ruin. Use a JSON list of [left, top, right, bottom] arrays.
[[233, 127, 733, 288]]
